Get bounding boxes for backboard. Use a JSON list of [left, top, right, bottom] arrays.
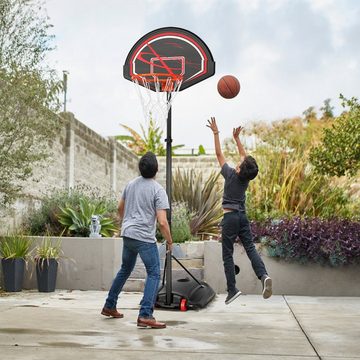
[[123, 27, 215, 92]]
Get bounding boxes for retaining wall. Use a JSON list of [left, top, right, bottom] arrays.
[[1, 238, 359, 296]]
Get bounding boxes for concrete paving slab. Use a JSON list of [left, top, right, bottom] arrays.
[[0, 291, 359, 359], [1, 345, 319, 360], [285, 296, 360, 359]]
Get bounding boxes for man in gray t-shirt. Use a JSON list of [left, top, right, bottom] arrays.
[[121, 176, 169, 243], [102, 152, 173, 329]]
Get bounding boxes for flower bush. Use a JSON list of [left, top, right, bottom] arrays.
[[251, 217, 360, 266]]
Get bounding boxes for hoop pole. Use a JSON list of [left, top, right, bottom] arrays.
[[165, 92, 173, 306]]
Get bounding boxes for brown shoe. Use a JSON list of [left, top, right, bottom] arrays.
[[137, 317, 166, 329], [101, 307, 124, 318]]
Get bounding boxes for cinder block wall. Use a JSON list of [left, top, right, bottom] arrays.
[[156, 156, 219, 188]]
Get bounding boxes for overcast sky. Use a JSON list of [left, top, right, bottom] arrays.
[[45, 0, 360, 151]]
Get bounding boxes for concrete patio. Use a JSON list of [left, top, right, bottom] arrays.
[[0, 290, 359, 359]]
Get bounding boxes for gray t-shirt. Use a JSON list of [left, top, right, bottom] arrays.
[[120, 176, 169, 243]]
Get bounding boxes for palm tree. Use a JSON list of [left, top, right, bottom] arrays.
[[116, 117, 184, 155]]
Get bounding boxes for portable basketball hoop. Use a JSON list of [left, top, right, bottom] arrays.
[[124, 27, 216, 310]]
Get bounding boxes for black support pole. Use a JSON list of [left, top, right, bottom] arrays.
[[165, 93, 172, 306]]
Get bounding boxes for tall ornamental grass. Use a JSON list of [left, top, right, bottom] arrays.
[[225, 115, 359, 221]]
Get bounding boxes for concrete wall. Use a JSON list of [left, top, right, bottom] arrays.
[[18, 237, 123, 291], [204, 241, 360, 296]]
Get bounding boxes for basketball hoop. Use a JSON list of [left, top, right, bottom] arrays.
[[124, 27, 216, 310], [131, 73, 183, 126]]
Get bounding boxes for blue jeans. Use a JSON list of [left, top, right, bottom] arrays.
[[222, 211, 267, 293], [104, 237, 160, 318]]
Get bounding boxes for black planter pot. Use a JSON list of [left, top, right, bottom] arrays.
[[1, 258, 25, 292], [36, 258, 58, 292]]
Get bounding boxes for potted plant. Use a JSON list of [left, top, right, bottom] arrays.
[[0, 234, 32, 292], [34, 238, 62, 292]]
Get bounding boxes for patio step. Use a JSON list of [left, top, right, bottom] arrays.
[[124, 256, 205, 292], [123, 279, 145, 292]]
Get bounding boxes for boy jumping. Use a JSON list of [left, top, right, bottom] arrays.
[[207, 117, 272, 304]]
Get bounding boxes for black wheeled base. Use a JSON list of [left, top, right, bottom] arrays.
[[155, 253, 216, 311]]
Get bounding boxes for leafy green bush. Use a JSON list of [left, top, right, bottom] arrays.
[[58, 198, 117, 237], [171, 203, 192, 243], [23, 185, 117, 236], [310, 96, 360, 177]]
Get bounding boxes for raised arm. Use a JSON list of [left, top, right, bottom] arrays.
[[207, 117, 225, 168], [233, 126, 246, 163]]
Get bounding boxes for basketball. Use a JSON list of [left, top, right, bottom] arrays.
[[217, 75, 240, 99]]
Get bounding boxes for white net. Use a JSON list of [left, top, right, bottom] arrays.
[[132, 74, 183, 128]]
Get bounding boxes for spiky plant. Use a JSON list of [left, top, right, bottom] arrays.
[[173, 169, 223, 238], [0, 234, 32, 259], [116, 118, 184, 155]]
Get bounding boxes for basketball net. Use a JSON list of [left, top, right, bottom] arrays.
[[132, 73, 183, 128]]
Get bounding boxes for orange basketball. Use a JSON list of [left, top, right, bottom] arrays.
[[217, 75, 240, 99]]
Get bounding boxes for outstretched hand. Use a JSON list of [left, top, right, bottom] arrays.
[[233, 126, 244, 139], [206, 117, 219, 134]]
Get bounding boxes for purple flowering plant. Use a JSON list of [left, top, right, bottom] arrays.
[[251, 217, 360, 266]]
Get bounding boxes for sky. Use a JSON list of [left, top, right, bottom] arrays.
[[45, 0, 360, 151]]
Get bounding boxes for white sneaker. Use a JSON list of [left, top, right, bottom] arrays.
[[262, 276, 272, 299]]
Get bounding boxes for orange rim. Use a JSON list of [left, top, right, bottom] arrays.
[[132, 73, 183, 92], [132, 73, 183, 81]]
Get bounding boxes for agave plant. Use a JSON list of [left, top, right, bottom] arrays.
[[58, 198, 117, 237], [173, 169, 223, 238]]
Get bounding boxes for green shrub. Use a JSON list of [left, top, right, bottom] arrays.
[[171, 203, 192, 243], [310, 96, 360, 177], [23, 185, 117, 236]]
